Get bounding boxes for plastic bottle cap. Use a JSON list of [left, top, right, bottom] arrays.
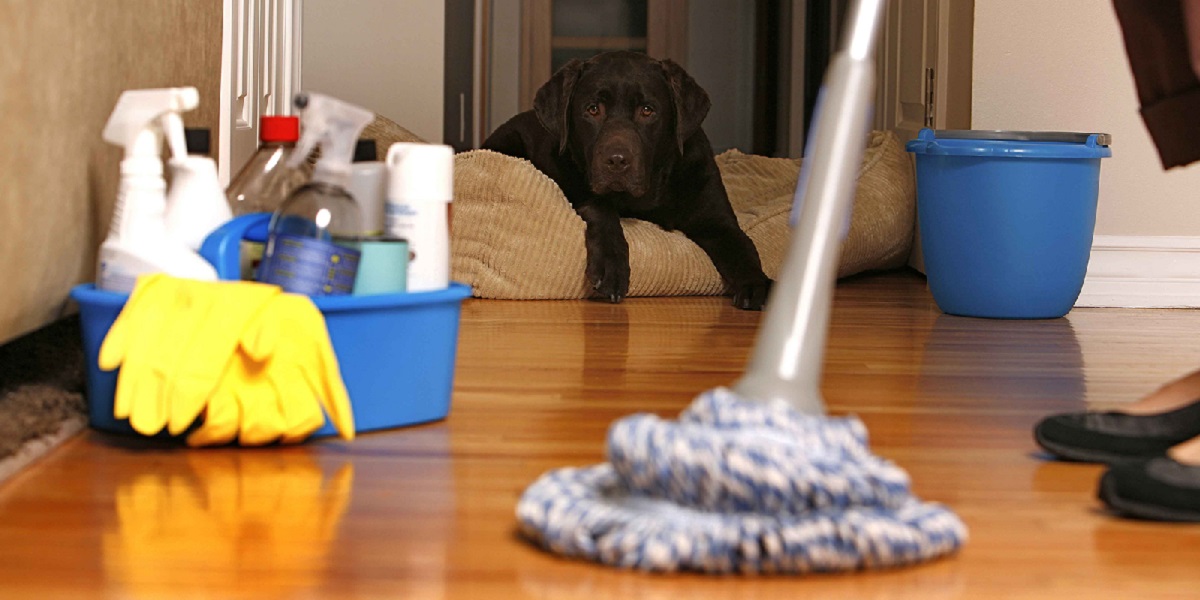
[[386, 142, 454, 202], [260, 116, 300, 143]]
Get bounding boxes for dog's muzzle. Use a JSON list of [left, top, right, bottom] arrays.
[[589, 125, 647, 197]]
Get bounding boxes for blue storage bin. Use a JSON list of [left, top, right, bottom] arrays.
[[70, 213, 471, 439], [906, 129, 1111, 319]]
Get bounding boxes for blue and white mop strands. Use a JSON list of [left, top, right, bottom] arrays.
[[517, 388, 967, 573]]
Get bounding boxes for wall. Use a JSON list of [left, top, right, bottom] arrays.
[[973, 0, 1200, 238], [0, 0, 223, 344], [974, 0, 1200, 307], [301, 0, 445, 144], [486, 0, 522, 136]]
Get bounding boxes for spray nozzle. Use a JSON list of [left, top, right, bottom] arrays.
[[286, 92, 374, 185], [102, 87, 199, 166]]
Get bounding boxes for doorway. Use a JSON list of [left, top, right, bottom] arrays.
[[484, 0, 825, 157]]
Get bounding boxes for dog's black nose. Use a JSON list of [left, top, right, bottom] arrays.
[[606, 153, 629, 172]]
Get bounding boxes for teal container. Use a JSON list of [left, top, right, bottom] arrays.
[[71, 213, 471, 439], [906, 129, 1112, 319]]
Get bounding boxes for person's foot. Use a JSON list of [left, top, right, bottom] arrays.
[[1169, 433, 1200, 466], [1034, 369, 1200, 463], [1097, 435, 1200, 522], [1118, 368, 1200, 415]]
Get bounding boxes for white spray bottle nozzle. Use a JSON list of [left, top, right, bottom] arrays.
[[102, 87, 199, 165], [286, 92, 374, 185]]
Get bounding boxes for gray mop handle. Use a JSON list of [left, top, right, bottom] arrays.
[[732, 0, 887, 414]]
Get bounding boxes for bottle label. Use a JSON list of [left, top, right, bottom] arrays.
[[239, 240, 265, 281], [258, 233, 361, 296], [385, 202, 420, 235], [97, 260, 138, 294]]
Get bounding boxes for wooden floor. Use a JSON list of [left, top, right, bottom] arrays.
[[3, 269, 1200, 598]]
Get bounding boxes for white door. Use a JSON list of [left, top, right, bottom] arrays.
[[875, 0, 972, 138], [219, 0, 303, 185], [874, 0, 973, 270]]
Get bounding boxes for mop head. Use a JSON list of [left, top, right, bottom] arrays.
[[517, 388, 967, 573]]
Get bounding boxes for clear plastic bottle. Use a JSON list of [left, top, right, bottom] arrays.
[[226, 116, 302, 215], [225, 116, 303, 279], [257, 180, 364, 296], [255, 92, 373, 296]]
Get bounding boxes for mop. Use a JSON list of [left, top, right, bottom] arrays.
[[517, 0, 967, 574]]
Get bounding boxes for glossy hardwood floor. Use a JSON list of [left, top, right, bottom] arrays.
[[3, 269, 1200, 598]]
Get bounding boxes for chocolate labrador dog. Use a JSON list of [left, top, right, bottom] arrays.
[[482, 51, 772, 310]]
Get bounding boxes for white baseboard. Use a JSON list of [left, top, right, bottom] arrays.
[[1077, 235, 1200, 308]]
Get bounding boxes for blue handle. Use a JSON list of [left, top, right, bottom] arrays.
[[199, 213, 272, 280]]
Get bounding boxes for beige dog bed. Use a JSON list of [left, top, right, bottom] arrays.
[[448, 130, 915, 300]]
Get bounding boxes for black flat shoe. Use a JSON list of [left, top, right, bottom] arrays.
[[1033, 398, 1200, 463], [1098, 456, 1200, 522]]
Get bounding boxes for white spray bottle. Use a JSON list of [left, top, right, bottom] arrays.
[[98, 87, 218, 293], [164, 126, 232, 251], [257, 92, 374, 296], [385, 142, 454, 292]]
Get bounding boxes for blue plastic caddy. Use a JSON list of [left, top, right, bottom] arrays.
[[71, 213, 471, 438]]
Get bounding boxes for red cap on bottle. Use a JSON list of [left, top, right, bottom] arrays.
[[260, 116, 300, 143]]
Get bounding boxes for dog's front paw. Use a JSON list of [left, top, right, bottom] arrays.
[[731, 279, 772, 311], [586, 254, 630, 303]]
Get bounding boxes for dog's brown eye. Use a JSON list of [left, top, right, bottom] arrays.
[[640, 105, 655, 117], [586, 103, 601, 116]]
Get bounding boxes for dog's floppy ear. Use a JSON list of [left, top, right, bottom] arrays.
[[534, 59, 585, 154], [660, 59, 711, 154]]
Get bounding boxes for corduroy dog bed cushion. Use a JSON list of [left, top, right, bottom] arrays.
[[449, 130, 915, 299]]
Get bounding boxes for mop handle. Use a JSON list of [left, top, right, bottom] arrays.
[[732, 0, 888, 414]]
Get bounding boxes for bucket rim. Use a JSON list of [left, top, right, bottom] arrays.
[[69, 281, 473, 313], [906, 128, 1112, 159], [932, 129, 1111, 146]]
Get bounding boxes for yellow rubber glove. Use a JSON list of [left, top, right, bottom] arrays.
[[185, 347, 285, 447], [253, 293, 356, 443], [187, 293, 355, 446], [99, 274, 281, 437]]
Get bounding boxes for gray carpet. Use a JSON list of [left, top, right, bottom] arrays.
[[0, 315, 89, 482]]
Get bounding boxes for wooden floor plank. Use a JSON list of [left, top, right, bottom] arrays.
[[2, 269, 1199, 598]]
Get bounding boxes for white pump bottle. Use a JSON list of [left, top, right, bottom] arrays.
[[97, 87, 218, 293], [164, 128, 232, 251]]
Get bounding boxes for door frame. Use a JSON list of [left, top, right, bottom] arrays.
[[517, 0, 688, 112], [218, 0, 304, 185]]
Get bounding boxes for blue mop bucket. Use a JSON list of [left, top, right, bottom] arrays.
[[70, 213, 471, 439], [906, 129, 1111, 319]]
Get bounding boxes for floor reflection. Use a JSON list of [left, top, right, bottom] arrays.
[[917, 314, 1086, 411], [516, 557, 966, 600], [102, 449, 353, 597]]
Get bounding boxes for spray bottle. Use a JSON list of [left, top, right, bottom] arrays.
[[97, 87, 218, 293], [256, 92, 374, 296], [164, 127, 233, 251]]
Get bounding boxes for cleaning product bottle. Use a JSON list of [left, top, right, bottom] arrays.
[[97, 87, 218, 293], [164, 127, 233, 251], [384, 142, 454, 292], [257, 92, 373, 296], [225, 115, 303, 215], [346, 138, 387, 237], [224, 115, 303, 279]]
